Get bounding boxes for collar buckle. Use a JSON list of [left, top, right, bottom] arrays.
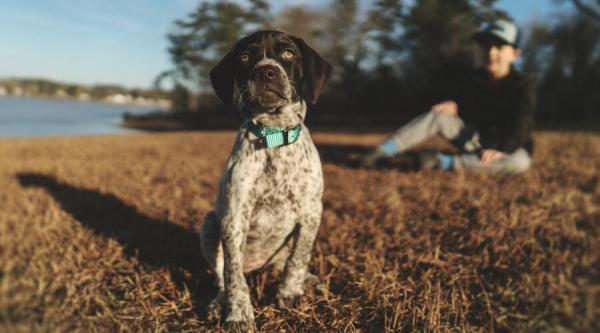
[[281, 129, 289, 145]]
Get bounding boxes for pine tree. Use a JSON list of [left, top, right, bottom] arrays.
[[157, 1, 271, 92]]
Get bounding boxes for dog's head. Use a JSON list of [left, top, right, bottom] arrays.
[[210, 30, 332, 125]]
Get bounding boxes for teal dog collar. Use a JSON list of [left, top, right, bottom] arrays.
[[244, 121, 302, 149]]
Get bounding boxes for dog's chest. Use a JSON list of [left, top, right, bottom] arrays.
[[245, 141, 320, 209], [227, 134, 322, 238]]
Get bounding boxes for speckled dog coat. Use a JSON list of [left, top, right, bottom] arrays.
[[199, 30, 332, 332]]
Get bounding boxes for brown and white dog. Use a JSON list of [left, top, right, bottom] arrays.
[[199, 30, 331, 331]]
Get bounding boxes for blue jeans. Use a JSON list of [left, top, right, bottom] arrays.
[[380, 110, 531, 174]]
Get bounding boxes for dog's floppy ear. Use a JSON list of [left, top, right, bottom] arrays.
[[292, 37, 332, 105], [210, 49, 236, 106]]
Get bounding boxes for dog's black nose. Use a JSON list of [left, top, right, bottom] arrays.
[[265, 69, 275, 79], [253, 65, 278, 81]]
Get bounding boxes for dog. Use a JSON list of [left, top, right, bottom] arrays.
[[199, 30, 332, 331]]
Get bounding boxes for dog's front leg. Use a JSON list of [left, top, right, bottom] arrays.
[[276, 204, 322, 308], [221, 210, 255, 332]]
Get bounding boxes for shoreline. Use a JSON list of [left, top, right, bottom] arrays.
[[0, 94, 170, 109]]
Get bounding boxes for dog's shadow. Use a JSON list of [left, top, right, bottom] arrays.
[[16, 172, 215, 313]]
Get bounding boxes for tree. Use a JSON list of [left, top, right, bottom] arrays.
[[537, 13, 600, 121], [520, 23, 554, 80], [571, 0, 600, 21], [271, 6, 325, 46], [156, 1, 271, 92], [366, 0, 404, 70], [522, 3, 600, 122], [155, 1, 271, 113], [401, 0, 509, 79], [321, 0, 369, 82], [170, 83, 193, 114]]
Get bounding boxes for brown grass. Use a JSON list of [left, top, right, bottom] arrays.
[[0, 130, 598, 332]]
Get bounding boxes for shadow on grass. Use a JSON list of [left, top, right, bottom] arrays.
[[316, 143, 420, 171], [316, 143, 370, 168], [16, 173, 216, 314]]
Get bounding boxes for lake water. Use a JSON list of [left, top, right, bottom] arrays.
[[0, 96, 158, 137]]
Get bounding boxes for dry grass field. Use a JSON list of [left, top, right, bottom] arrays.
[[0, 129, 598, 332]]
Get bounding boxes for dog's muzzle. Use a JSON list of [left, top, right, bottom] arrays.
[[249, 65, 289, 109]]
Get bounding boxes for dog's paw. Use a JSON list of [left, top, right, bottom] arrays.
[[276, 294, 302, 309], [305, 272, 319, 287], [222, 299, 255, 332], [276, 275, 312, 308], [204, 298, 222, 322], [223, 320, 255, 333], [305, 272, 328, 294]]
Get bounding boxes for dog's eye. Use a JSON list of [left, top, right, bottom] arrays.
[[280, 50, 295, 60], [240, 53, 250, 63]]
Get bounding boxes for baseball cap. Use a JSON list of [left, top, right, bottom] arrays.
[[473, 19, 520, 47]]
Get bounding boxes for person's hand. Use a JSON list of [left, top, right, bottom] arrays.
[[480, 149, 506, 165], [432, 100, 458, 117]]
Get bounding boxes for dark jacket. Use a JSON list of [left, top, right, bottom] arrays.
[[436, 67, 536, 154]]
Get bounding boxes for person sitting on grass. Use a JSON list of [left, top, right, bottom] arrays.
[[361, 19, 535, 175]]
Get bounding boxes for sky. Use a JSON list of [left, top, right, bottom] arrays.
[[0, 0, 575, 89]]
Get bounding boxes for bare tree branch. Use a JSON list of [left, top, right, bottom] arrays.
[[572, 0, 600, 21]]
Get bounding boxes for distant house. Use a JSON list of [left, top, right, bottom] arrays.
[[0, 86, 6, 96], [155, 99, 171, 109], [55, 89, 67, 98], [104, 93, 170, 108], [77, 92, 90, 100], [105, 94, 133, 104], [12, 87, 23, 96], [134, 96, 149, 105]]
